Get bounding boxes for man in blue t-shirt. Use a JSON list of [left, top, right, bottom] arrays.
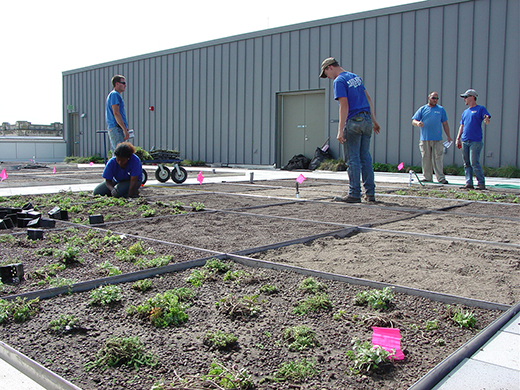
[[320, 57, 381, 203], [105, 75, 130, 150], [456, 89, 491, 190], [412, 92, 452, 184]]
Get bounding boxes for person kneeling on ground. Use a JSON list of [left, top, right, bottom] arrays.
[[93, 142, 142, 198]]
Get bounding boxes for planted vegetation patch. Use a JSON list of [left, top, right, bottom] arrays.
[[0, 261, 501, 390], [0, 227, 210, 297]]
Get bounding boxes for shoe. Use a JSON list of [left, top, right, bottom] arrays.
[[476, 184, 486, 190], [333, 195, 361, 203], [439, 179, 449, 184], [460, 184, 474, 189], [422, 179, 433, 182], [365, 195, 376, 202]]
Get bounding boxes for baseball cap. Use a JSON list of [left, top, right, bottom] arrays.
[[319, 57, 338, 78], [460, 89, 478, 98]]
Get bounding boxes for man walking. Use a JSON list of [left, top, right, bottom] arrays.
[[412, 92, 452, 184], [320, 57, 380, 203], [106, 75, 130, 150], [456, 89, 491, 190]]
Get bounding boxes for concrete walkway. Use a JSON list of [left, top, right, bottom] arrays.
[[1, 166, 519, 389]]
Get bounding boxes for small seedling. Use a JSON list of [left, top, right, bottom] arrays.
[[223, 269, 250, 283], [425, 319, 439, 330], [203, 360, 253, 389], [204, 258, 233, 273], [135, 255, 171, 269], [127, 289, 190, 327], [88, 285, 122, 306], [346, 338, 394, 374], [132, 279, 153, 292], [216, 294, 261, 319], [190, 202, 205, 211], [333, 309, 347, 320], [293, 293, 332, 315], [298, 277, 327, 294], [273, 358, 317, 382], [85, 336, 158, 371], [203, 330, 238, 350], [282, 325, 320, 351], [259, 284, 278, 294], [49, 314, 79, 333], [354, 287, 394, 310], [185, 269, 212, 287], [0, 297, 39, 324], [96, 261, 122, 276], [452, 308, 477, 328]]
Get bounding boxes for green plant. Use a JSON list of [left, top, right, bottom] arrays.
[[85, 336, 158, 371], [346, 338, 394, 374], [223, 270, 250, 283], [96, 261, 122, 276], [204, 258, 232, 273], [132, 279, 153, 292], [298, 277, 327, 294], [135, 255, 172, 269], [49, 314, 79, 333], [190, 202, 205, 211], [273, 358, 317, 382], [354, 287, 394, 310], [259, 284, 278, 294], [185, 269, 212, 287], [216, 294, 261, 319], [282, 325, 320, 351], [0, 297, 39, 324], [203, 330, 238, 350], [88, 285, 122, 306], [333, 309, 347, 320], [203, 360, 253, 389], [452, 308, 477, 328], [127, 289, 190, 327], [55, 245, 83, 265], [425, 319, 439, 330], [293, 293, 332, 315]]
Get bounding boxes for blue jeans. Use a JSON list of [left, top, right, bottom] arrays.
[[108, 126, 125, 151], [343, 112, 375, 198], [461, 141, 485, 186]]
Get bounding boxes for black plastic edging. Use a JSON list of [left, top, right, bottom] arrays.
[[226, 254, 511, 311], [0, 340, 82, 390], [407, 299, 520, 390]]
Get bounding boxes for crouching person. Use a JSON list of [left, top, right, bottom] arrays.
[[93, 142, 142, 198]]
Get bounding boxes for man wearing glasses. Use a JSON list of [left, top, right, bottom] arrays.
[[456, 89, 491, 190], [105, 75, 130, 150], [412, 92, 452, 184]]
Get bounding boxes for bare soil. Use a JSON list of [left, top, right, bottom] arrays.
[[0, 173, 519, 390]]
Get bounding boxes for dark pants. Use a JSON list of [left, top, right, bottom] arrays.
[[93, 180, 141, 197]]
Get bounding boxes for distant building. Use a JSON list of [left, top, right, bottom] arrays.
[[63, 0, 519, 168], [0, 121, 66, 162]]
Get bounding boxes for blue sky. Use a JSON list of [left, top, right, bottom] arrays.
[[0, 0, 420, 125]]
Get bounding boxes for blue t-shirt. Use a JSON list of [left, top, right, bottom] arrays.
[[333, 72, 370, 119], [460, 105, 491, 142], [102, 154, 142, 182], [105, 90, 128, 129], [412, 104, 448, 141]]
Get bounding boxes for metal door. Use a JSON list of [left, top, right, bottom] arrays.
[[67, 113, 80, 157]]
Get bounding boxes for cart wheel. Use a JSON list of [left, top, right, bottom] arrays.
[[155, 166, 170, 182], [172, 166, 188, 184], [141, 169, 148, 185]]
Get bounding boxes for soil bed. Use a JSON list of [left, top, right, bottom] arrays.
[[0, 262, 501, 390]]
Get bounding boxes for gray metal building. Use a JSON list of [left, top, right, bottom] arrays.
[[63, 0, 519, 168]]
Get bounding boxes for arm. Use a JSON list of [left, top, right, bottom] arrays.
[[456, 124, 464, 148], [337, 97, 349, 144], [111, 104, 129, 141], [412, 119, 424, 127], [127, 176, 139, 198], [104, 179, 119, 197], [365, 90, 380, 134], [442, 121, 452, 142]]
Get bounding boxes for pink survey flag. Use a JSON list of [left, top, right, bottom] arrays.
[[372, 327, 405, 360], [0, 168, 7, 182], [397, 162, 404, 171], [53, 166, 56, 174], [197, 171, 204, 185], [296, 174, 306, 184], [89, 162, 94, 166]]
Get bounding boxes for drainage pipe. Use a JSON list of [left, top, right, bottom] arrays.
[[408, 299, 520, 390], [0, 340, 82, 390]]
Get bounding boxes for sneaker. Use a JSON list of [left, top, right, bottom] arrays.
[[365, 195, 376, 202], [333, 195, 361, 203], [476, 184, 486, 190], [460, 184, 474, 189], [439, 179, 449, 184]]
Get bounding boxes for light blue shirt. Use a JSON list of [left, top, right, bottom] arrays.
[[412, 104, 448, 141]]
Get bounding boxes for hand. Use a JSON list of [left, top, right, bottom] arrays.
[[337, 129, 345, 144], [456, 139, 462, 149], [418, 121, 424, 127], [111, 187, 119, 197], [483, 115, 490, 125], [373, 122, 381, 135], [447, 136, 453, 142]]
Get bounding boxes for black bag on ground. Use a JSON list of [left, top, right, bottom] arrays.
[[308, 147, 333, 170], [281, 154, 311, 170]]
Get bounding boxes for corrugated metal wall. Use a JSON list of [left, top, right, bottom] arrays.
[[63, 0, 519, 168]]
